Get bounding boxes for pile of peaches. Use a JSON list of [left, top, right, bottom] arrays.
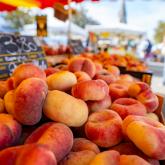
[[84, 53, 148, 72], [0, 56, 164, 165]]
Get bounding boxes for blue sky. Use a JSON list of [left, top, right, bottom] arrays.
[[78, 0, 165, 40]]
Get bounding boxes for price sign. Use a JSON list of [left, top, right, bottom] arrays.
[[36, 15, 47, 37], [0, 33, 47, 80]]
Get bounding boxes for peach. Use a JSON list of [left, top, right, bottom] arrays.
[[6, 77, 15, 90], [8, 78, 48, 125], [43, 90, 88, 127], [25, 122, 73, 162], [0, 80, 9, 98], [0, 113, 22, 150], [89, 150, 120, 165], [128, 82, 150, 98], [111, 98, 147, 119], [119, 74, 134, 82], [120, 155, 150, 165], [0, 98, 5, 113], [109, 83, 128, 101], [47, 71, 77, 91], [12, 63, 46, 87], [95, 62, 103, 73], [115, 79, 132, 89], [74, 71, 91, 83], [72, 80, 109, 101], [137, 89, 159, 113], [107, 65, 120, 77], [85, 110, 123, 147], [0, 144, 57, 165], [44, 67, 60, 76], [87, 95, 111, 112], [94, 70, 117, 84], [146, 113, 159, 121], [59, 150, 96, 165], [68, 57, 96, 78], [123, 115, 165, 160], [4, 90, 15, 115], [72, 138, 100, 154]]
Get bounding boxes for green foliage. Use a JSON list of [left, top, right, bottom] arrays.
[[4, 9, 34, 30], [72, 7, 99, 28], [154, 21, 165, 43]]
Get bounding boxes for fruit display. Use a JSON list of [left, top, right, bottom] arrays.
[[0, 56, 164, 165]]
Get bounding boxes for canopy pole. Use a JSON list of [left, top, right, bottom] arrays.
[[67, 0, 72, 45]]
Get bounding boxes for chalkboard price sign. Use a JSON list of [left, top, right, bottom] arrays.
[[69, 39, 84, 54], [0, 33, 47, 80]]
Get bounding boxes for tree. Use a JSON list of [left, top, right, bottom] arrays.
[[72, 7, 100, 28], [4, 9, 34, 31], [154, 21, 165, 43]]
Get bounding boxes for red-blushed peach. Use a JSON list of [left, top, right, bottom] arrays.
[[0, 98, 5, 113], [12, 63, 46, 87], [4, 90, 15, 115], [115, 79, 132, 89], [109, 142, 160, 165], [44, 67, 60, 77], [137, 89, 159, 113], [111, 98, 147, 119], [68, 57, 96, 78], [74, 71, 91, 83], [128, 82, 150, 98], [109, 83, 128, 101], [146, 113, 159, 122], [0, 113, 22, 150], [47, 71, 77, 91], [87, 95, 111, 112], [6, 77, 15, 90], [0, 144, 57, 165], [59, 150, 96, 165], [107, 65, 120, 77], [123, 115, 165, 160], [72, 138, 100, 154], [13, 78, 48, 125], [95, 62, 103, 73], [94, 70, 117, 84], [0, 80, 9, 98], [120, 155, 151, 165], [89, 150, 120, 165], [43, 90, 88, 127], [72, 80, 109, 101], [85, 110, 123, 147], [25, 122, 73, 162]]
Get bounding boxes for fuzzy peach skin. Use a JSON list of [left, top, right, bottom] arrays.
[[12, 63, 46, 88], [72, 138, 100, 154], [89, 150, 120, 165], [74, 71, 91, 83], [87, 95, 111, 112], [109, 142, 160, 165], [94, 70, 117, 84], [44, 67, 60, 77], [137, 89, 159, 113], [111, 98, 147, 119], [43, 90, 88, 127], [123, 115, 165, 160], [120, 155, 151, 165], [4, 90, 15, 115], [95, 62, 103, 73], [72, 79, 109, 101], [109, 83, 128, 101], [47, 71, 77, 91], [145, 113, 159, 122], [25, 122, 73, 162], [0, 114, 22, 150], [0, 80, 9, 98], [0, 144, 57, 165], [85, 110, 123, 147], [7, 78, 48, 125], [68, 57, 96, 78], [59, 150, 96, 165], [128, 82, 150, 98], [107, 65, 120, 77], [0, 98, 5, 113]]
